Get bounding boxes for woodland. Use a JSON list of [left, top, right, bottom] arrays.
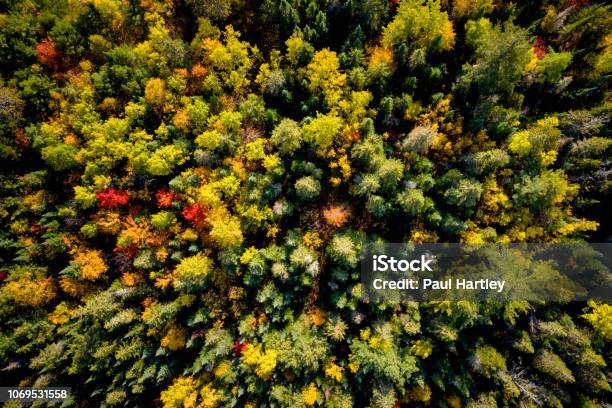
[[0, 0, 611, 407]]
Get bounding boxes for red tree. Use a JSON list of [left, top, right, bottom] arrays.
[[36, 39, 61, 70], [182, 203, 207, 228], [533, 37, 547, 60], [97, 188, 130, 208], [156, 189, 176, 208]]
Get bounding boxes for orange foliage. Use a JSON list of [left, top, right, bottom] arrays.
[[119, 216, 164, 247], [308, 307, 326, 327], [96, 211, 122, 235], [323, 204, 350, 228], [36, 39, 61, 70], [120, 272, 143, 287], [59, 276, 93, 297], [191, 64, 207, 77], [74, 248, 108, 280], [144, 77, 166, 107], [368, 46, 394, 76]]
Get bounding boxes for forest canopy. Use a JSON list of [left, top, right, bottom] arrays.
[[0, 0, 611, 407]]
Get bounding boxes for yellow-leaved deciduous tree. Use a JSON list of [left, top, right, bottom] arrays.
[[307, 49, 346, 108], [3, 274, 56, 307], [201, 26, 254, 94], [198, 384, 222, 408], [241, 343, 279, 379], [161, 325, 187, 350], [74, 248, 108, 280], [508, 117, 561, 167], [302, 113, 344, 153], [324, 361, 344, 381], [144, 77, 166, 108], [582, 301, 612, 341], [59, 277, 93, 298], [382, 0, 455, 53], [206, 206, 244, 248], [367, 46, 394, 78], [593, 34, 612, 76], [160, 377, 199, 408], [285, 34, 314, 66], [145, 145, 187, 176], [301, 383, 319, 406], [452, 0, 494, 20], [92, 0, 124, 27], [172, 253, 213, 291], [339, 91, 374, 124], [48, 302, 73, 325], [477, 178, 512, 226]]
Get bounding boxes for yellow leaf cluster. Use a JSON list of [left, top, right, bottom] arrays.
[[59, 277, 92, 297], [301, 383, 318, 406], [307, 49, 346, 108], [160, 377, 198, 408], [74, 248, 108, 280], [241, 344, 278, 379], [48, 302, 73, 325], [240, 246, 259, 264], [324, 361, 344, 382], [582, 301, 612, 341], [410, 339, 433, 358], [556, 219, 598, 238], [161, 325, 186, 350], [144, 77, 165, 107], [4, 276, 56, 307], [405, 384, 432, 402]]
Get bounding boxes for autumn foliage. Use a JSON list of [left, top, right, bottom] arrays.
[[96, 188, 130, 208], [35, 39, 61, 70], [0, 0, 610, 407]]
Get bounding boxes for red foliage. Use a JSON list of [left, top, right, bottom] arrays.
[[36, 39, 61, 70], [565, 0, 589, 9], [14, 128, 30, 148], [113, 245, 137, 258], [182, 203, 206, 227], [533, 37, 547, 60], [129, 204, 142, 217], [97, 188, 130, 208], [156, 189, 176, 208], [0, 271, 7, 281], [29, 222, 45, 235], [233, 340, 247, 355]]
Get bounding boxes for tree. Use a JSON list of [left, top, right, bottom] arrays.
[[271, 118, 302, 155], [186, 0, 234, 20], [307, 49, 346, 107], [302, 113, 343, 152], [397, 188, 427, 216], [402, 125, 436, 154], [0, 1, 610, 407], [458, 19, 531, 96], [381, 0, 455, 54], [295, 176, 321, 200], [173, 253, 213, 291]]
